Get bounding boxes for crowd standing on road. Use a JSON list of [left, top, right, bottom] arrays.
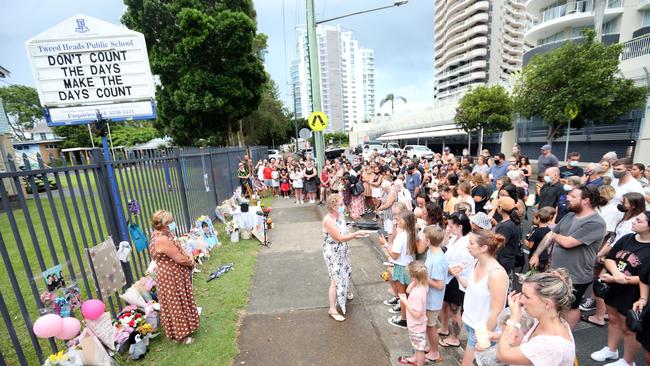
[[248, 144, 650, 366]]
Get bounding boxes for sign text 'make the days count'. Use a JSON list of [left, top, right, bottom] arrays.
[[28, 38, 153, 107]]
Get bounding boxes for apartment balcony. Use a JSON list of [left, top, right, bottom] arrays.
[[435, 36, 489, 68], [440, 47, 488, 70], [438, 71, 487, 91], [508, 0, 527, 11], [446, 1, 490, 32], [522, 33, 620, 65], [621, 34, 650, 60], [436, 24, 489, 53], [436, 81, 486, 99], [437, 59, 488, 81], [524, 0, 623, 44], [639, 0, 650, 9], [439, 12, 490, 46]]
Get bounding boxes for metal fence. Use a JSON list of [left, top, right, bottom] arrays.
[[0, 145, 266, 366]]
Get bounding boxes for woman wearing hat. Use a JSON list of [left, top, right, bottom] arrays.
[[470, 212, 493, 233]]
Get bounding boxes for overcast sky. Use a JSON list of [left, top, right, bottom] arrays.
[[1, 0, 434, 114]]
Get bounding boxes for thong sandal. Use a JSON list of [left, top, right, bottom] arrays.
[[328, 311, 345, 322], [397, 356, 416, 365], [347, 292, 354, 300], [438, 338, 461, 347], [425, 356, 444, 364], [581, 314, 605, 327], [437, 330, 449, 336]]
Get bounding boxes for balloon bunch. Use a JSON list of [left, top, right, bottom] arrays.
[[32, 299, 105, 340]]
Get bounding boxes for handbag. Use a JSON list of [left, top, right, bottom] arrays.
[[625, 307, 647, 333], [353, 180, 365, 196], [593, 278, 610, 298]]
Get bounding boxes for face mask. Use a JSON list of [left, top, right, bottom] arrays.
[[168, 221, 177, 232], [616, 203, 627, 213], [570, 161, 579, 167], [563, 184, 573, 191], [544, 175, 552, 184], [613, 171, 626, 179], [338, 206, 345, 215]]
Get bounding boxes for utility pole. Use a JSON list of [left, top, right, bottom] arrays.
[[306, 0, 326, 171]]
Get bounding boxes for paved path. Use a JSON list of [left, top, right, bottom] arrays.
[[235, 198, 465, 366]]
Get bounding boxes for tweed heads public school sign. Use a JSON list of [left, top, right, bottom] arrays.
[[26, 14, 156, 126]]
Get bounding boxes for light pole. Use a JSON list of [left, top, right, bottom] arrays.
[[306, 0, 408, 171]]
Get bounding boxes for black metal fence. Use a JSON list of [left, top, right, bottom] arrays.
[[0, 145, 266, 366]]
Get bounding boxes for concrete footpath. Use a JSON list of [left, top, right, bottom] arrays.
[[235, 197, 463, 366]]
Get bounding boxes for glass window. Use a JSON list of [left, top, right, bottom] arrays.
[[643, 10, 650, 27]]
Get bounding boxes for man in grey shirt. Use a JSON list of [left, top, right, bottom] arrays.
[[537, 144, 559, 174], [530, 185, 607, 328]]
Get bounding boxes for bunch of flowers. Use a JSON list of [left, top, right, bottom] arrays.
[[114, 305, 147, 347], [225, 220, 239, 234], [42, 349, 83, 366]]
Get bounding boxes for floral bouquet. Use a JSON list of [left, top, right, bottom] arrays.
[[225, 220, 239, 234], [114, 305, 148, 351], [42, 349, 83, 366]]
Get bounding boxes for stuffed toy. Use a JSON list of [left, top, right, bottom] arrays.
[[128, 332, 147, 360]]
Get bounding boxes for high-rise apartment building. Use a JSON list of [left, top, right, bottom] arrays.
[[434, 0, 527, 101], [291, 25, 375, 132]]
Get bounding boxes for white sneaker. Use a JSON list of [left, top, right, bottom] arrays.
[[591, 346, 619, 362], [604, 360, 635, 366]]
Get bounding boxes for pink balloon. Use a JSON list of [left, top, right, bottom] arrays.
[[56, 317, 81, 340], [81, 300, 105, 320], [33, 314, 63, 339]]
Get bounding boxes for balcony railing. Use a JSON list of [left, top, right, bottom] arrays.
[[621, 34, 650, 60], [541, 0, 593, 23]]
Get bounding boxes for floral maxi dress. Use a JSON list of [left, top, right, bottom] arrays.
[[150, 231, 200, 342], [322, 217, 352, 314]]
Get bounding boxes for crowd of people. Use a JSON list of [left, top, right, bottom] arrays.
[[317, 143, 650, 366]]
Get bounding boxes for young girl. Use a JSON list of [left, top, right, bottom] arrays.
[[271, 165, 280, 197], [290, 166, 304, 204], [524, 206, 555, 271], [279, 168, 290, 199], [397, 261, 429, 366], [400, 226, 448, 364], [385, 210, 417, 328]]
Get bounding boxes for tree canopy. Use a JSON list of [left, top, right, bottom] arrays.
[[0, 85, 43, 141], [454, 85, 514, 135], [121, 0, 267, 146], [240, 80, 294, 146], [512, 29, 648, 142]]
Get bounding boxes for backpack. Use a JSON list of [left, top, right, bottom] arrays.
[[128, 223, 149, 252]]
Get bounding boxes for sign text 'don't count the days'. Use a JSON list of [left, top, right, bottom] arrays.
[[28, 39, 152, 106]]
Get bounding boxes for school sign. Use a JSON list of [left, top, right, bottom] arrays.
[[26, 14, 156, 126]]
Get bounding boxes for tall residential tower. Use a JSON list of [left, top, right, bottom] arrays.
[[291, 25, 375, 132], [434, 0, 527, 101]]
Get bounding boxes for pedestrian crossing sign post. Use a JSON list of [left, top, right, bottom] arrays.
[[308, 111, 328, 132]]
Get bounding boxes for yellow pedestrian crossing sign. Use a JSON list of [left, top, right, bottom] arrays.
[[308, 111, 328, 132]]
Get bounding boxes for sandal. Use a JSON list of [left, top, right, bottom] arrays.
[[347, 292, 354, 300], [437, 330, 449, 337], [328, 311, 345, 322], [425, 355, 443, 364], [438, 338, 460, 347], [581, 314, 605, 327], [397, 356, 416, 365], [184, 337, 194, 344]]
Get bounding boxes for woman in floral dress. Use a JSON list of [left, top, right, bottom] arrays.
[[322, 194, 370, 321], [150, 210, 200, 343]]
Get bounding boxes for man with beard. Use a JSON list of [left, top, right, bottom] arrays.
[[529, 185, 607, 328]]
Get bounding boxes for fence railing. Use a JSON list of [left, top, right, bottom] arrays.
[[621, 34, 650, 60], [0, 145, 266, 365]]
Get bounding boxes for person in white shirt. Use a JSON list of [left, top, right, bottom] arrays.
[[612, 158, 645, 207]]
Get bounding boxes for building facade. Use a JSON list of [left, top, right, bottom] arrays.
[[434, 0, 527, 101], [520, 0, 650, 162], [291, 25, 375, 132]]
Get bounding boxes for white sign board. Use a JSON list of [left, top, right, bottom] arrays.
[[26, 14, 156, 126]]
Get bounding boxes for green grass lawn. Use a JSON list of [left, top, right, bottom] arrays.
[[0, 186, 268, 366]]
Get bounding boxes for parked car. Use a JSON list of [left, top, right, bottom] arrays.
[[325, 147, 346, 160], [268, 149, 281, 160], [363, 143, 386, 156], [403, 145, 434, 160], [383, 142, 401, 155]]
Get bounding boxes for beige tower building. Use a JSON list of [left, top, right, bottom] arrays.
[[434, 0, 527, 101]]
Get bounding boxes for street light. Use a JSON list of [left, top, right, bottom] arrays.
[[306, 0, 408, 172]]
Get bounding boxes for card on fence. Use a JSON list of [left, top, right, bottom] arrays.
[[85, 311, 116, 351], [87, 237, 125, 298], [42, 264, 66, 292]]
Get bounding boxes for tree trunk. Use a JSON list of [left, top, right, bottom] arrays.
[[237, 119, 245, 147], [478, 127, 484, 157], [594, 0, 605, 42], [546, 123, 563, 144], [226, 118, 233, 146]]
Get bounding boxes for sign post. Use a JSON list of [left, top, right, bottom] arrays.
[[26, 14, 157, 285]]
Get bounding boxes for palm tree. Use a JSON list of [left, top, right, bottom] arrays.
[[379, 93, 407, 115]]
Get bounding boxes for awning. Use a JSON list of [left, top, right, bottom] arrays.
[[377, 124, 466, 141]]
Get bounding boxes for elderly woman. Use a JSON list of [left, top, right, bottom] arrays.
[[496, 269, 576, 365], [150, 210, 199, 344], [394, 178, 413, 211], [376, 180, 397, 235], [322, 194, 370, 321]]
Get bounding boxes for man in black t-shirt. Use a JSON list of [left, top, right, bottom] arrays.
[[559, 152, 584, 183], [538, 167, 563, 209]]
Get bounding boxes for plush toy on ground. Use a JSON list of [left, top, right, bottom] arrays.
[[128, 332, 147, 360]]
